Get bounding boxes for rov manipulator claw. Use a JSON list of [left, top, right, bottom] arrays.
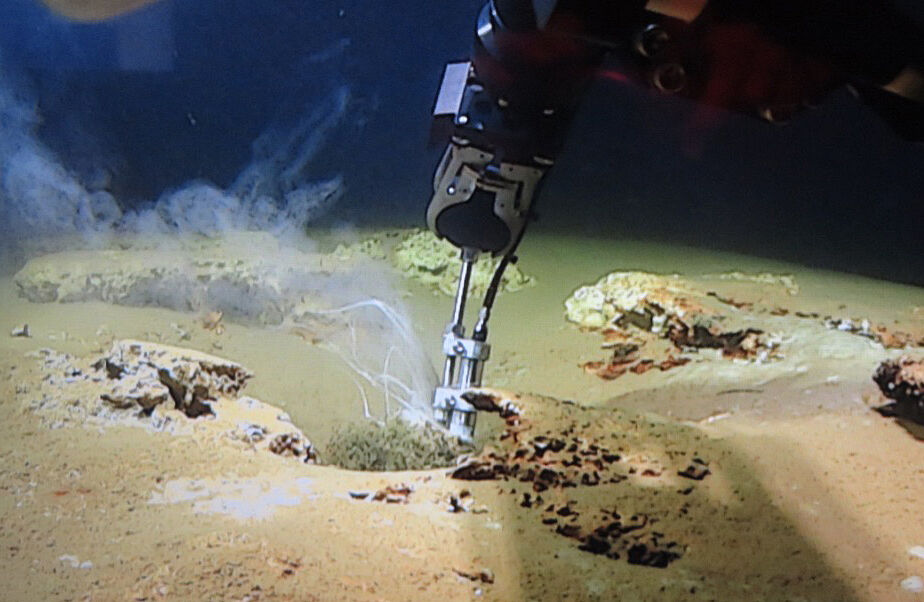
[[427, 141, 544, 442], [426, 62, 557, 441], [427, 130, 545, 443], [427, 144, 543, 442]]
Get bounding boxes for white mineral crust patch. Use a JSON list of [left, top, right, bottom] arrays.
[[564, 271, 702, 329], [21, 340, 316, 461], [12, 234, 355, 324], [58, 554, 93, 570], [148, 476, 316, 521], [901, 575, 924, 593]]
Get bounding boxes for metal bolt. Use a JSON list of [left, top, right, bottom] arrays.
[[651, 63, 686, 94], [635, 24, 670, 58], [447, 185, 456, 195], [457, 114, 470, 125], [758, 105, 796, 124]]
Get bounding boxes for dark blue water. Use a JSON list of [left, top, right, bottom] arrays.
[[0, 0, 922, 283]]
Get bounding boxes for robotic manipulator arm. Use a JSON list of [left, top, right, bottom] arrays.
[[427, 0, 924, 440]]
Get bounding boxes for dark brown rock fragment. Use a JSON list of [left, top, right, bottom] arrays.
[[873, 356, 924, 423], [556, 524, 582, 539], [579, 535, 611, 555], [668, 324, 764, 359], [268, 433, 317, 463], [678, 458, 711, 480], [451, 461, 497, 481], [626, 543, 682, 568]]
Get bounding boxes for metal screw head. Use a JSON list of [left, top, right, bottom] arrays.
[[651, 63, 686, 93], [457, 114, 470, 125], [635, 24, 670, 58], [758, 104, 797, 124]]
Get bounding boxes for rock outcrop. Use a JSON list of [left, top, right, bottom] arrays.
[[392, 229, 534, 297], [21, 341, 317, 463], [97, 340, 252, 417], [565, 272, 782, 379], [874, 356, 924, 423], [12, 235, 349, 325]]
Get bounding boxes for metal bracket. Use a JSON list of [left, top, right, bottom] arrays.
[[427, 143, 543, 257], [432, 330, 491, 442]]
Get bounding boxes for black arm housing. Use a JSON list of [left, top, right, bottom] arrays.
[[448, 0, 923, 143]]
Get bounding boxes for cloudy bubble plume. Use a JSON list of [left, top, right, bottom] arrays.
[[0, 49, 349, 261]]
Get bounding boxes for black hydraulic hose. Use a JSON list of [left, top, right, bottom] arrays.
[[472, 254, 511, 342]]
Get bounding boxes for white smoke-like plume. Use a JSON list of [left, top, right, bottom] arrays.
[[0, 48, 349, 257], [0, 45, 437, 426], [0, 55, 123, 245]]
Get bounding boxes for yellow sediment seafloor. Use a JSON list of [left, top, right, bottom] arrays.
[[2, 335, 923, 600], [3, 232, 924, 600]]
